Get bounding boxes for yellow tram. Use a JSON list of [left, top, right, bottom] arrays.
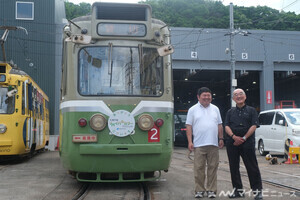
[[0, 62, 49, 156]]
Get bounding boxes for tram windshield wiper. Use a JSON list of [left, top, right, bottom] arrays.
[[138, 44, 143, 74], [108, 43, 113, 87], [109, 61, 113, 87]]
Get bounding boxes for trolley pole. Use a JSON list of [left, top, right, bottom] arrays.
[[229, 3, 237, 107]]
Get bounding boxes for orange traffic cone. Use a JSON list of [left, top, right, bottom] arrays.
[[284, 140, 298, 164], [55, 136, 60, 151], [291, 153, 298, 164], [284, 155, 292, 164]]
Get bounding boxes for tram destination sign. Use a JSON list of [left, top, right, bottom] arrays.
[[97, 23, 146, 37]]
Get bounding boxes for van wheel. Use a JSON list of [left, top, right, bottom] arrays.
[[258, 140, 269, 156], [284, 139, 290, 161]]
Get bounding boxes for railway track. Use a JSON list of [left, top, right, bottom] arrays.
[[71, 182, 151, 200], [219, 166, 300, 192], [1, 149, 299, 199], [217, 159, 300, 199], [174, 148, 300, 198]]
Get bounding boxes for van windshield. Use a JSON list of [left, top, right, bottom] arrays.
[[285, 111, 300, 125]]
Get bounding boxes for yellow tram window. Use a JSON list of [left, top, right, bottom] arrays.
[[0, 87, 15, 114]]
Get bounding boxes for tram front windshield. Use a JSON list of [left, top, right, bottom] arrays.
[[0, 86, 15, 114], [78, 46, 163, 96]]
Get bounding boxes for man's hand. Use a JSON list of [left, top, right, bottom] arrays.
[[219, 140, 224, 148], [233, 135, 245, 146], [188, 142, 194, 152]]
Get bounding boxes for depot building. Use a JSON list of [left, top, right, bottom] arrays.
[[171, 27, 300, 118]]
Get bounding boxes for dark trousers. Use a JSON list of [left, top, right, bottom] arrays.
[[226, 141, 262, 191]]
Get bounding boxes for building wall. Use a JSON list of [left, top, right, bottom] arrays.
[[171, 27, 300, 111], [171, 27, 300, 63], [0, 0, 66, 135]]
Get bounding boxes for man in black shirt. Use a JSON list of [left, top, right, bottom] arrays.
[[225, 88, 263, 200]]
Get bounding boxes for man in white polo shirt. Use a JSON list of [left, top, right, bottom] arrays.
[[186, 87, 224, 198]]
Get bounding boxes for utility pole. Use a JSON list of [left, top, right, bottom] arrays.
[[225, 4, 250, 107], [229, 3, 237, 107]]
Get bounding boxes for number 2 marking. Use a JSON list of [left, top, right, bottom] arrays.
[[148, 125, 160, 142], [150, 128, 158, 140]]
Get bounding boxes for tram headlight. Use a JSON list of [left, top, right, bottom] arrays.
[[138, 114, 154, 131], [90, 114, 106, 131], [0, 124, 7, 134]]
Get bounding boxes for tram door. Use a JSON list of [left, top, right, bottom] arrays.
[[26, 82, 34, 150], [23, 81, 30, 149]]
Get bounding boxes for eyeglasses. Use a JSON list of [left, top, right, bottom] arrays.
[[233, 92, 245, 97]]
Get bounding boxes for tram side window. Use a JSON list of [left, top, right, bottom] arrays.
[[35, 101, 39, 116], [140, 48, 163, 96], [40, 103, 44, 120], [22, 83, 25, 115], [45, 99, 49, 110], [0, 87, 15, 114], [45, 100, 49, 122]]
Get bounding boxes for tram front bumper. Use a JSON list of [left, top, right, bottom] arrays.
[[0, 140, 12, 146], [79, 144, 162, 155]]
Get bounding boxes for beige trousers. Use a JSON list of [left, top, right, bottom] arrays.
[[194, 145, 219, 193]]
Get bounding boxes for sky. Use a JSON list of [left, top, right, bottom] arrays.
[[67, 0, 300, 14]]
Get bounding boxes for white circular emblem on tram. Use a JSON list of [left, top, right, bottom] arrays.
[[108, 110, 135, 137]]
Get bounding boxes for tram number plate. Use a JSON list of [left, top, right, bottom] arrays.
[[148, 125, 160, 143]]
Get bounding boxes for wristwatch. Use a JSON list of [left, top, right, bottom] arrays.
[[242, 136, 247, 141]]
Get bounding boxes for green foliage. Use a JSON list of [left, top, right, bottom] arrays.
[[234, 6, 300, 31], [64, 0, 300, 31], [65, 2, 91, 20]]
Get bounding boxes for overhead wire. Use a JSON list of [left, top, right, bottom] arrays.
[[247, 34, 300, 48], [4, 27, 300, 59], [173, 28, 300, 51], [1, 16, 299, 63], [281, 0, 299, 11]]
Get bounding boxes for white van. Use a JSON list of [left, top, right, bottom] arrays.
[[255, 108, 300, 156]]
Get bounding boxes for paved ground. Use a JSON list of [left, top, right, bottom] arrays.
[[166, 146, 300, 199], [0, 147, 299, 199]]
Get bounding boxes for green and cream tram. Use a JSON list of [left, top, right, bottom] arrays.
[[59, 2, 174, 182]]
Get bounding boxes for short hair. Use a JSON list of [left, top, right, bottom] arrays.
[[233, 88, 246, 95], [197, 87, 211, 96]]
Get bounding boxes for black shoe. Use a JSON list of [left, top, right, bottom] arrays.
[[228, 191, 245, 198], [254, 192, 263, 200]]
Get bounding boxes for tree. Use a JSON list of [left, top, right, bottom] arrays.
[[65, 2, 91, 20], [64, 0, 300, 31]]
